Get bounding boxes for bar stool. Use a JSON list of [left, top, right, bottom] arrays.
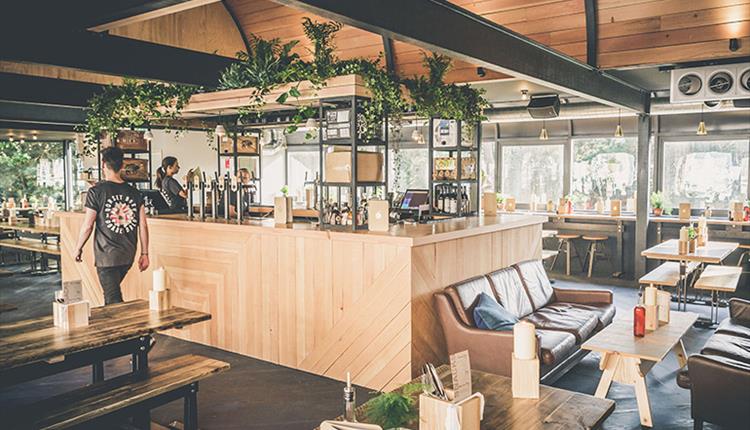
[[582, 235, 613, 278], [549, 233, 584, 276], [737, 244, 750, 267]]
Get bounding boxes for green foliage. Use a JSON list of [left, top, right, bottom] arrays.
[[365, 383, 424, 429], [0, 140, 64, 203], [687, 225, 698, 240], [80, 78, 196, 156], [650, 191, 664, 209], [302, 17, 342, 80], [280, 185, 289, 196], [402, 53, 489, 124]]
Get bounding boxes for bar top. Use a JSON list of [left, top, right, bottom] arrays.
[[57, 211, 545, 247]]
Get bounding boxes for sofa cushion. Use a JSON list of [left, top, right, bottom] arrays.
[[701, 333, 750, 364], [473, 293, 519, 331], [515, 260, 554, 309], [560, 302, 616, 329], [716, 318, 750, 339], [522, 303, 599, 344], [537, 329, 577, 367], [445, 276, 496, 326], [488, 267, 533, 318]]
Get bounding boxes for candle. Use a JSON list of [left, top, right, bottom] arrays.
[[679, 227, 688, 242], [153, 267, 166, 292], [513, 321, 537, 360], [644, 286, 657, 306]]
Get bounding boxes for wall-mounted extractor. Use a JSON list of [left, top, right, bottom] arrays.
[[526, 94, 560, 119], [670, 62, 750, 103]]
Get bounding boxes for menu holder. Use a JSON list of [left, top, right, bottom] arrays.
[[505, 197, 516, 213], [419, 391, 483, 430], [679, 203, 691, 221], [368, 200, 389, 232], [482, 193, 497, 217], [610, 200, 621, 217]]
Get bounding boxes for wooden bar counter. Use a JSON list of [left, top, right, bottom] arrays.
[[58, 211, 544, 391]]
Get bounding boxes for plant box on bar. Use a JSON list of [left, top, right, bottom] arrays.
[[179, 74, 371, 118]]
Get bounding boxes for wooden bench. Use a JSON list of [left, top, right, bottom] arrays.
[[7, 354, 229, 430], [639, 261, 699, 288], [694, 265, 742, 325], [0, 238, 61, 256]]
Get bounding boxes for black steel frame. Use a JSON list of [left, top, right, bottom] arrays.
[[216, 129, 262, 204]]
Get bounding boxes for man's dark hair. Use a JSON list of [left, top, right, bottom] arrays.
[[101, 147, 124, 172]]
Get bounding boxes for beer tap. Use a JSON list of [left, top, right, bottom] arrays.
[[199, 172, 206, 221], [187, 174, 195, 219], [223, 173, 231, 221], [206, 173, 216, 219], [235, 174, 243, 223]]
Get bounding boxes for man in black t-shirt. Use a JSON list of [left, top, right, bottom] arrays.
[[74, 147, 150, 304]]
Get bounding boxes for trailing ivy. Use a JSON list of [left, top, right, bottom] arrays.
[[80, 79, 196, 156]]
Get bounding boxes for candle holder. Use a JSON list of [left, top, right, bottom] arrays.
[[678, 240, 688, 255], [512, 353, 540, 399], [149, 289, 171, 311], [657, 290, 671, 324], [644, 305, 658, 331], [688, 239, 697, 253]]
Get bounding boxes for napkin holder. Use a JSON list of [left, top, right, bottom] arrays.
[[149, 289, 171, 311], [644, 304, 658, 331], [657, 290, 671, 324], [512, 353, 540, 398], [53, 300, 90, 330], [419, 391, 484, 430]]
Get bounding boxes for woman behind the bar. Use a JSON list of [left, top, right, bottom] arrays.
[[155, 156, 187, 213]]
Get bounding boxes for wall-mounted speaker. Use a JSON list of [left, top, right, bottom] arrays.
[[526, 94, 560, 119]]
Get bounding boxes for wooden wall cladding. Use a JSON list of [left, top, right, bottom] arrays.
[[60, 212, 542, 392]]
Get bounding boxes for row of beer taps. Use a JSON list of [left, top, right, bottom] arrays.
[[186, 171, 256, 223]]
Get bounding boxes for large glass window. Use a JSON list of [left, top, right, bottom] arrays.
[[261, 146, 286, 204], [287, 149, 319, 204], [572, 137, 637, 210], [480, 141, 496, 192], [389, 148, 428, 193], [0, 141, 65, 207], [663, 139, 749, 209], [501, 144, 564, 203]]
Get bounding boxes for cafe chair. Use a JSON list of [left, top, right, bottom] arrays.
[[736, 244, 750, 267], [582, 235, 613, 278], [549, 233, 584, 276]]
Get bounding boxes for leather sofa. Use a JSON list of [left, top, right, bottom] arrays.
[[434, 260, 615, 383], [677, 298, 750, 430]]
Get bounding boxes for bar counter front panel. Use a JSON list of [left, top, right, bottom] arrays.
[[59, 212, 543, 391]]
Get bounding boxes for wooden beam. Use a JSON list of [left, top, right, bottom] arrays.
[[89, 0, 222, 31], [584, 0, 597, 67], [273, 0, 650, 112], [0, 30, 236, 87], [382, 36, 395, 73]]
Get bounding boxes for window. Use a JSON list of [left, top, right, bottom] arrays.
[[389, 148, 428, 193], [501, 144, 564, 203], [0, 141, 65, 207], [287, 149, 319, 204], [480, 141, 496, 192], [572, 137, 637, 210], [663, 139, 749, 209]]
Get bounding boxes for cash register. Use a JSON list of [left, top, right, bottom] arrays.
[[397, 189, 431, 222]]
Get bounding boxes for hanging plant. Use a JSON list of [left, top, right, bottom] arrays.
[[80, 79, 197, 156], [302, 17, 342, 81], [403, 53, 489, 125]]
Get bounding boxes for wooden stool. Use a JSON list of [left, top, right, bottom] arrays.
[[582, 235, 613, 278], [737, 244, 750, 267], [549, 234, 584, 276]]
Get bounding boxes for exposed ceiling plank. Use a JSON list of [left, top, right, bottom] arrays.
[[272, 0, 649, 112], [89, 0, 222, 31], [0, 73, 104, 107], [0, 30, 236, 87]]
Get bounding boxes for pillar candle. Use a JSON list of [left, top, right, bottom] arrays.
[[644, 286, 657, 306], [153, 267, 166, 292], [513, 321, 537, 360], [679, 227, 688, 242]]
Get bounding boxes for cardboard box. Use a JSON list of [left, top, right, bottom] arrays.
[[220, 135, 258, 155], [122, 158, 149, 182], [101, 130, 148, 151], [324, 150, 383, 183]]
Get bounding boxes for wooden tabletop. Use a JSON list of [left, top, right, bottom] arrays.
[[501, 210, 636, 222], [693, 265, 742, 292], [582, 311, 698, 362], [641, 239, 738, 264], [0, 238, 61, 255], [322, 365, 614, 430], [0, 300, 210, 371], [2, 221, 60, 236]]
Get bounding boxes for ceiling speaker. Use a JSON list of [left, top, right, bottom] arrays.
[[526, 94, 560, 119]]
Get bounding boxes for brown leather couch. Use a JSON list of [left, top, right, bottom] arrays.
[[677, 298, 750, 430], [434, 260, 615, 383]]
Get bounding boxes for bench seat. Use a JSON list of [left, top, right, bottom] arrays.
[[0, 238, 60, 256], [639, 261, 699, 287], [7, 354, 229, 430]]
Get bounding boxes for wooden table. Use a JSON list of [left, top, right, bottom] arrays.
[[2, 221, 60, 239], [641, 240, 738, 312], [0, 300, 210, 387], [582, 311, 698, 428], [320, 365, 614, 430]]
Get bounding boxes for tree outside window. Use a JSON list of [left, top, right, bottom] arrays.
[[501, 144, 564, 203], [572, 138, 637, 210], [0, 140, 65, 205]]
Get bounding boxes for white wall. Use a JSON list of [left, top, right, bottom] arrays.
[[149, 130, 217, 184]]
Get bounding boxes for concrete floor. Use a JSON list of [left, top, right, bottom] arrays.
[[0, 260, 733, 429]]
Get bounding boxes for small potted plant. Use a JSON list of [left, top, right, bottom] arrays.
[[496, 193, 505, 211], [365, 383, 423, 429], [688, 225, 698, 253], [650, 192, 664, 216]]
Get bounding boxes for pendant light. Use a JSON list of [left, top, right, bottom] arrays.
[[539, 120, 549, 141], [214, 124, 227, 137], [521, 89, 529, 101], [304, 117, 317, 129], [614, 109, 624, 137], [143, 129, 154, 141], [697, 104, 708, 136]]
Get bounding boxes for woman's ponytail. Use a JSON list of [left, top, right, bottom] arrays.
[[155, 167, 166, 189]]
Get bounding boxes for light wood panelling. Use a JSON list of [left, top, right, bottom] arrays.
[[60, 212, 543, 391]]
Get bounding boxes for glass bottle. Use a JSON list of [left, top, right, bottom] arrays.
[[343, 372, 357, 422], [634, 305, 646, 337]]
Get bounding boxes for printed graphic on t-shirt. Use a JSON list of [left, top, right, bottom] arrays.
[[103, 194, 138, 234]]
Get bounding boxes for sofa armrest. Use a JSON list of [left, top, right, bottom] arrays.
[[688, 354, 750, 425], [434, 293, 524, 377], [729, 298, 750, 324], [552, 287, 613, 305]]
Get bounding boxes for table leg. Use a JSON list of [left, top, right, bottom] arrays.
[[92, 361, 104, 382], [672, 339, 688, 368], [595, 352, 618, 398], [132, 335, 152, 427], [566, 241, 571, 276], [615, 221, 623, 276], [634, 369, 653, 428]]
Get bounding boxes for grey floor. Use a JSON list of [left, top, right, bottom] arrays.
[[0, 259, 735, 430]]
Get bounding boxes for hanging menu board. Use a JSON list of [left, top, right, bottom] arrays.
[[324, 109, 351, 140]]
